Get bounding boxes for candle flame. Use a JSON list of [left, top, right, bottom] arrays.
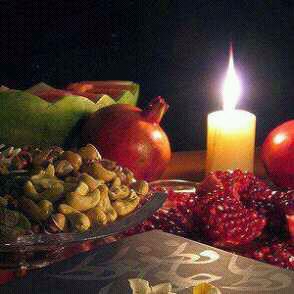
[[222, 44, 242, 110]]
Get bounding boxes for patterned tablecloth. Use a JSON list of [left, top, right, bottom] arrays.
[[1, 230, 293, 293]]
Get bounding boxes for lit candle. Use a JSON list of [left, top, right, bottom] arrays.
[[206, 45, 256, 172]]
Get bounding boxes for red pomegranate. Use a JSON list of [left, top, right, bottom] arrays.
[[81, 96, 171, 181], [261, 120, 294, 189]]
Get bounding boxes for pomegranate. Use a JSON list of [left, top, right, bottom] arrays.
[[81, 96, 171, 181], [244, 240, 294, 269], [193, 187, 267, 247], [126, 170, 294, 270], [261, 120, 294, 189]]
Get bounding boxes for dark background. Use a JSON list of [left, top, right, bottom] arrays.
[[0, 0, 293, 151]]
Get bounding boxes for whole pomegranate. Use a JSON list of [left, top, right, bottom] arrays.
[[261, 120, 294, 189], [81, 96, 171, 181]]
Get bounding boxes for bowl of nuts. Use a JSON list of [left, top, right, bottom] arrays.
[[0, 144, 167, 269]]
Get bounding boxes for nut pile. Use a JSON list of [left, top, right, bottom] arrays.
[[0, 144, 149, 239]]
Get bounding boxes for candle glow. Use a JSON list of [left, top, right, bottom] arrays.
[[206, 45, 256, 173], [222, 45, 242, 111]]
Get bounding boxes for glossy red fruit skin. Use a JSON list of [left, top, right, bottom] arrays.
[[81, 102, 171, 181], [261, 120, 294, 189]]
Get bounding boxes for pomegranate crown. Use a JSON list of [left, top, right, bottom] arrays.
[[142, 96, 169, 124]]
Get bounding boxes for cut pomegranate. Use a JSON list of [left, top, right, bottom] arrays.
[[125, 208, 193, 238], [192, 189, 266, 247], [273, 191, 294, 240], [126, 170, 294, 270], [286, 215, 294, 242], [197, 173, 223, 193], [244, 241, 294, 270]]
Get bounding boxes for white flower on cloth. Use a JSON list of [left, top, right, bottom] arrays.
[[128, 279, 221, 294], [128, 279, 175, 294]]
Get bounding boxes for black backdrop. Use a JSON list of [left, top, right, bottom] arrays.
[[0, 0, 293, 151]]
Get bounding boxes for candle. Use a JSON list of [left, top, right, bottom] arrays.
[[206, 45, 256, 173]]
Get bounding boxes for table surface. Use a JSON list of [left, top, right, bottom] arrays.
[[161, 148, 266, 181], [0, 149, 268, 284], [2, 230, 293, 294]]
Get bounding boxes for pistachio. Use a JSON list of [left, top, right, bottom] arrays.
[[49, 213, 69, 233], [3, 195, 18, 209], [30, 224, 41, 234], [106, 207, 118, 223], [32, 177, 63, 192], [54, 160, 74, 177], [44, 163, 55, 177], [39, 181, 64, 202], [0, 144, 148, 235], [109, 185, 130, 200], [114, 165, 123, 173], [110, 176, 121, 189], [30, 164, 56, 180], [38, 199, 54, 219], [78, 144, 101, 161], [17, 212, 32, 230], [0, 207, 31, 236], [32, 149, 50, 167], [0, 161, 9, 175], [0, 196, 8, 207], [23, 180, 39, 201], [19, 198, 47, 222], [47, 146, 64, 161], [0, 207, 20, 227], [128, 189, 139, 201], [130, 180, 149, 196], [101, 159, 117, 171], [74, 181, 89, 196], [30, 169, 46, 181], [0, 224, 25, 240], [64, 182, 78, 193], [123, 167, 135, 185], [64, 176, 79, 183], [86, 207, 108, 225], [61, 151, 82, 172], [115, 169, 127, 185]]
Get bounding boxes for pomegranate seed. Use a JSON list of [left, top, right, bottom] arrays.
[[125, 170, 294, 270]]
